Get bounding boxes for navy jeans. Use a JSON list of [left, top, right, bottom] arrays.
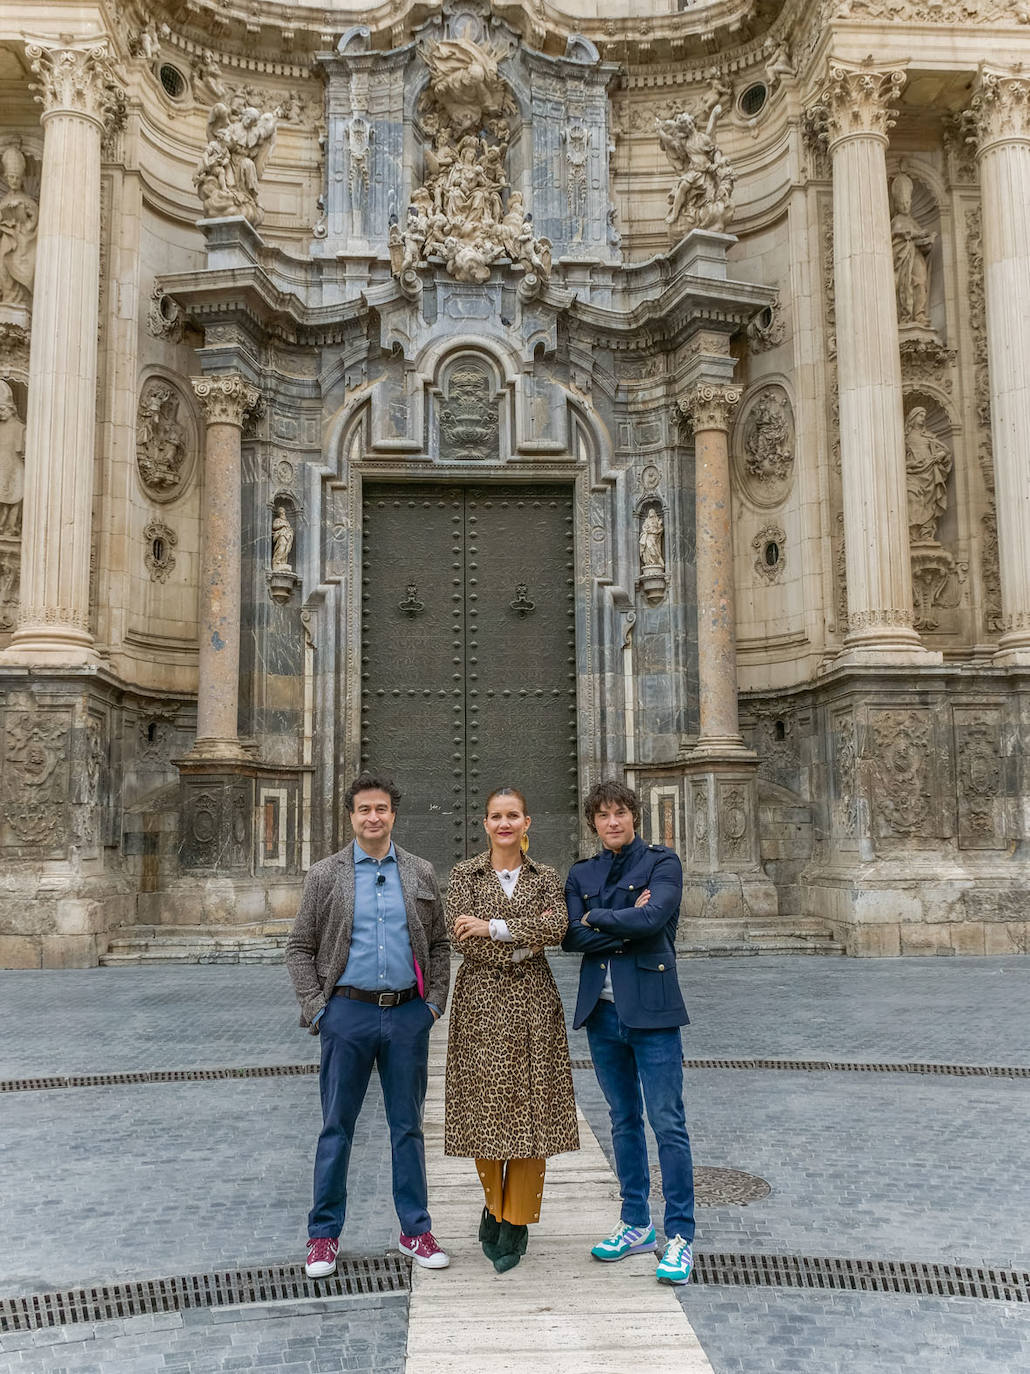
[[585, 999, 695, 1243], [309, 994, 434, 1239]]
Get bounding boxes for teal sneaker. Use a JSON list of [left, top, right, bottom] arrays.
[[590, 1222, 657, 1262], [655, 1234, 694, 1285]]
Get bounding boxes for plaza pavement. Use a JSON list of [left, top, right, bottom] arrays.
[[0, 955, 1028, 1372]]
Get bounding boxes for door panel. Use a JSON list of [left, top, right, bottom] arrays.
[[360, 483, 578, 879]]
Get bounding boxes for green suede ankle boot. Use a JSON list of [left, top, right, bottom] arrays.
[[492, 1220, 529, 1273], [479, 1206, 501, 1262]]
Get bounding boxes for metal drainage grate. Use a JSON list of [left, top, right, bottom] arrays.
[[570, 1057, 1030, 1079], [0, 1064, 319, 1094], [692, 1252, 1030, 1303], [4, 1056, 1028, 1095], [0, 1257, 410, 1334]]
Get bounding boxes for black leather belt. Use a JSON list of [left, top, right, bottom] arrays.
[[334, 985, 417, 1008]]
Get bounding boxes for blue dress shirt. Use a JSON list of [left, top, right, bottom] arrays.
[[338, 840, 416, 992]]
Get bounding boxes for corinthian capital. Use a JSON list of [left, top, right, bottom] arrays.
[[806, 60, 906, 149], [25, 40, 124, 131], [963, 65, 1030, 155], [680, 382, 741, 433], [191, 375, 261, 428]]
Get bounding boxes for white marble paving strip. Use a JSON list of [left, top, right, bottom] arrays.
[[405, 1011, 714, 1374]]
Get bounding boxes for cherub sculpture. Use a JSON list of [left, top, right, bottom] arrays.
[[657, 106, 736, 233]]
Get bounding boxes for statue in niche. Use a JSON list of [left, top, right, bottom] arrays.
[[0, 143, 38, 308], [271, 505, 295, 571], [193, 98, 277, 227], [891, 173, 936, 329], [392, 35, 551, 289], [0, 380, 25, 536], [904, 406, 952, 543], [136, 382, 188, 497], [639, 507, 665, 573], [657, 107, 735, 232]]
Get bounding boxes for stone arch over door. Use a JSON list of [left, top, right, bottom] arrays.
[[304, 355, 620, 867]]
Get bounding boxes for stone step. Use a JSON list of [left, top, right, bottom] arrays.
[[678, 917, 842, 958], [100, 925, 291, 966]]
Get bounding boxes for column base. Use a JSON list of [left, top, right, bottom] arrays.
[[831, 642, 942, 670], [0, 626, 100, 669], [180, 737, 253, 764], [993, 637, 1030, 669], [685, 738, 758, 766]]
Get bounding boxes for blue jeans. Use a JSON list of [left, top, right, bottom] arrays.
[[309, 994, 434, 1238], [585, 999, 695, 1243]]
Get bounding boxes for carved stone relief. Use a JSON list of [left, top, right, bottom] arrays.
[[691, 781, 709, 860], [953, 708, 1005, 850], [146, 284, 186, 342], [718, 784, 751, 863], [0, 378, 25, 537], [752, 703, 801, 791], [2, 707, 70, 849], [438, 361, 499, 463], [869, 709, 933, 839], [0, 140, 39, 309], [657, 105, 735, 233], [390, 35, 551, 291], [135, 379, 195, 501], [746, 297, 786, 353], [734, 385, 795, 508], [143, 520, 177, 583], [831, 712, 858, 841], [752, 524, 786, 585], [193, 94, 278, 227]]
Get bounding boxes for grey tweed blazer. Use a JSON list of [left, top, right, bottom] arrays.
[[285, 842, 450, 1033]]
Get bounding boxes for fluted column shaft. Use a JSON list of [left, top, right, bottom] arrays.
[[969, 68, 1030, 664], [815, 63, 931, 661], [683, 383, 747, 755], [4, 42, 120, 665], [187, 377, 258, 760]]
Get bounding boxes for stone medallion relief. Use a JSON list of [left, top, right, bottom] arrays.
[[438, 358, 499, 463], [135, 377, 196, 502], [733, 384, 795, 509]]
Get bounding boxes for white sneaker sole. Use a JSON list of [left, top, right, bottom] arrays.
[[399, 1243, 450, 1269], [305, 1259, 337, 1278]]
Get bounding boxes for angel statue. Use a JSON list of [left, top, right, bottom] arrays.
[[193, 100, 277, 227], [657, 106, 736, 233], [421, 36, 510, 133]]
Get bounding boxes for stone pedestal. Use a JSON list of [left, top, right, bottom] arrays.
[[811, 61, 939, 667], [183, 375, 259, 762], [2, 41, 121, 668], [967, 67, 1030, 666]]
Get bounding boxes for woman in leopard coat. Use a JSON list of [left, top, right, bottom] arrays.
[[444, 786, 580, 1271]]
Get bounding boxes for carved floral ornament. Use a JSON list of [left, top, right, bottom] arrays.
[[963, 67, 1030, 153], [806, 61, 906, 148], [190, 374, 260, 428], [25, 41, 124, 131]]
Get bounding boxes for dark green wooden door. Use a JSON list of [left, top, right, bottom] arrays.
[[360, 484, 578, 879]]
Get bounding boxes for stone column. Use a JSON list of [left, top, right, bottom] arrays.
[[186, 375, 259, 761], [681, 381, 748, 758], [812, 61, 938, 664], [967, 67, 1030, 666], [2, 41, 121, 667]]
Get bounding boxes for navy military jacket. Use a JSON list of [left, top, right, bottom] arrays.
[[562, 835, 688, 1030]]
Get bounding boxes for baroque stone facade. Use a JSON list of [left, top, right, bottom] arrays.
[[0, 1, 1028, 966]]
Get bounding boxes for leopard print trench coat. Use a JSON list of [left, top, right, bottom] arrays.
[[443, 851, 580, 1160]]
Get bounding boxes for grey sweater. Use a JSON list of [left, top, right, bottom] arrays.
[[285, 842, 451, 1032]]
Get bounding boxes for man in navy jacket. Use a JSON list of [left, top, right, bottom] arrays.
[[563, 779, 695, 1285]]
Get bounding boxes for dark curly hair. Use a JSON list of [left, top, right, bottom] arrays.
[[345, 770, 401, 815], [583, 778, 640, 833]]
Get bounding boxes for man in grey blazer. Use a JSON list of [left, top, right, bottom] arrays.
[[286, 770, 452, 1277]]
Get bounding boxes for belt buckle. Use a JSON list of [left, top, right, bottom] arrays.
[[378, 990, 400, 1008]]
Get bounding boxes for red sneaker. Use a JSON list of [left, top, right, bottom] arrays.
[[305, 1236, 338, 1278], [398, 1230, 450, 1269]]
